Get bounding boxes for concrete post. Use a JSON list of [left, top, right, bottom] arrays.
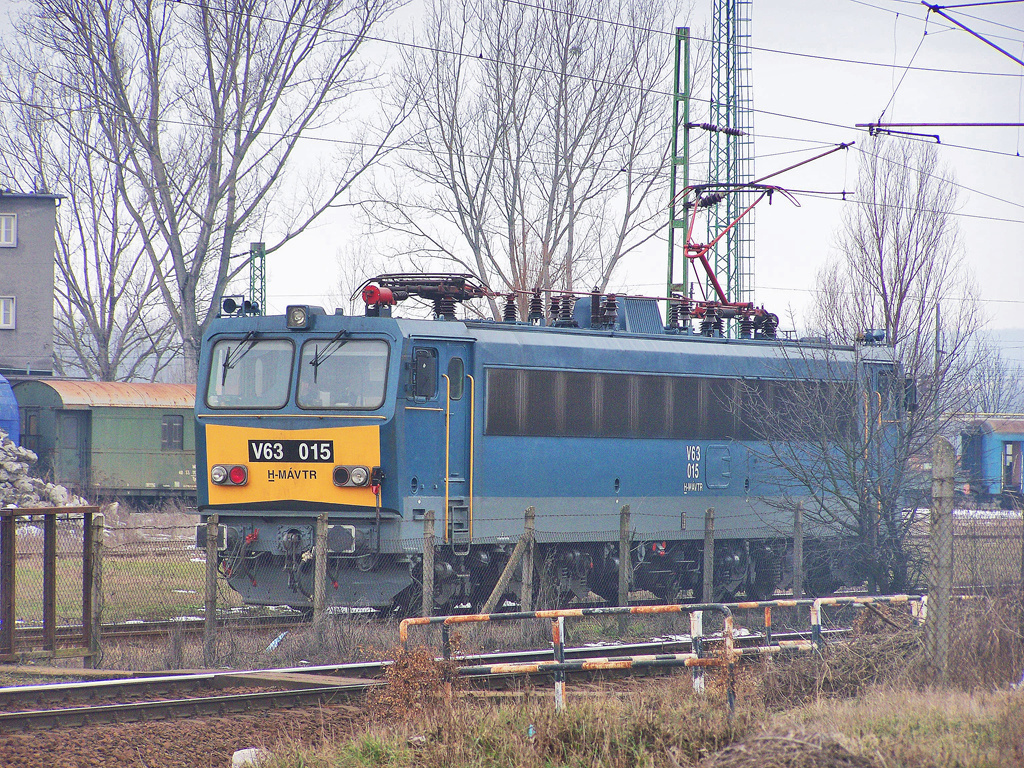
[[793, 503, 804, 600], [703, 508, 715, 603], [314, 513, 328, 621], [203, 513, 219, 667], [522, 507, 536, 612], [84, 512, 104, 668], [618, 505, 631, 635], [926, 437, 954, 684], [422, 511, 435, 618]]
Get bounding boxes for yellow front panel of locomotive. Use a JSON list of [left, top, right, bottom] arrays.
[[205, 423, 380, 506]]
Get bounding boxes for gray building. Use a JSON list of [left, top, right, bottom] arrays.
[[0, 191, 61, 378]]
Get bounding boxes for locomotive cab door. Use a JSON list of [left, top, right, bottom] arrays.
[[406, 341, 475, 544], [442, 344, 474, 545]]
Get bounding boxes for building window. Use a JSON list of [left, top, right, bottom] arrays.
[[161, 414, 184, 451], [0, 297, 14, 329], [0, 214, 15, 247]]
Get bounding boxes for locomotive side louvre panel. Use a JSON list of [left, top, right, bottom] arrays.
[[483, 367, 850, 441]]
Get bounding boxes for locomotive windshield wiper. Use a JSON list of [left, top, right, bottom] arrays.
[[221, 331, 260, 386], [309, 329, 351, 382]]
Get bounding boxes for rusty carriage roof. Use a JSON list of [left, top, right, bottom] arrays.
[[25, 380, 195, 409]]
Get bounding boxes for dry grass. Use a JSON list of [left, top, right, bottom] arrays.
[[254, 597, 1024, 767], [263, 671, 1024, 768]]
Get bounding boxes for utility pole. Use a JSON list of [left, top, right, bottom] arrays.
[[667, 27, 691, 313]]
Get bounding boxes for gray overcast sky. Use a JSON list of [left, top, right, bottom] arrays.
[[744, 0, 1024, 332], [3, 0, 1021, 330], [263, 0, 1023, 331]]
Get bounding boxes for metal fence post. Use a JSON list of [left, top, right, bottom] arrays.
[[553, 616, 566, 712], [522, 506, 535, 612], [690, 610, 705, 694], [83, 512, 104, 668], [0, 512, 14, 658], [703, 508, 715, 603], [793, 502, 804, 600], [43, 513, 56, 652], [314, 513, 328, 621], [203, 513, 219, 667], [926, 436, 954, 684], [422, 511, 435, 618], [618, 505, 630, 634]]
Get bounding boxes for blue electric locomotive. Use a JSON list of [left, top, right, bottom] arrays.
[[194, 274, 899, 611]]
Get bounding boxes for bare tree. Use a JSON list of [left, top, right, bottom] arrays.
[[0, 62, 178, 381], [366, 0, 682, 316], [965, 343, 1024, 416], [754, 138, 984, 593], [10, 0, 407, 381]]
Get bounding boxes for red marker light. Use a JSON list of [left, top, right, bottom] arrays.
[[361, 285, 396, 305], [229, 465, 248, 485]]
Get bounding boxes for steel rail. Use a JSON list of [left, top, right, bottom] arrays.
[[0, 683, 369, 734], [12, 613, 305, 643]]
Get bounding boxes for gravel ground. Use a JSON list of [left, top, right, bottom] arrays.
[[0, 704, 363, 767]]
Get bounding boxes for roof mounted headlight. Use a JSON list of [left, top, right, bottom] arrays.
[[286, 305, 310, 329]]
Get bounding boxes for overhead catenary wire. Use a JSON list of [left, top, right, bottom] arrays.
[[7, 0, 1023, 164]]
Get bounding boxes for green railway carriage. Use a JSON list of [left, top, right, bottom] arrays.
[[12, 380, 196, 501]]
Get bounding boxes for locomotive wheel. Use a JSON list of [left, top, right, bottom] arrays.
[[745, 544, 782, 602], [803, 564, 839, 597]]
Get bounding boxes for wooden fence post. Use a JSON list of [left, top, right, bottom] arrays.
[[314, 513, 328, 622], [422, 511, 435, 618], [703, 508, 715, 603], [793, 503, 804, 600], [203, 513, 219, 667], [522, 507, 536, 612], [926, 437, 954, 684]]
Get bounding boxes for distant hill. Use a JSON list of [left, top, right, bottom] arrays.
[[984, 329, 1024, 365]]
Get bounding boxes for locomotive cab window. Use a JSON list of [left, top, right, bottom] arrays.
[[298, 339, 389, 409], [206, 338, 294, 409], [447, 357, 465, 400]]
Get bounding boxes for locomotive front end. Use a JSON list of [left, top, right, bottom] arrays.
[[195, 307, 409, 610]]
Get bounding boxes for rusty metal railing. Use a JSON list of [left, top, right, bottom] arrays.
[[400, 603, 737, 712], [396, 594, 926, 712]]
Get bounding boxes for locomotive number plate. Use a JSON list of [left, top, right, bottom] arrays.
[[248, 440, 334, 463]]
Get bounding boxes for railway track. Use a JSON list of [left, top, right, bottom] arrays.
[[0, 626, 842, 733], [13, 613, 305, 644]]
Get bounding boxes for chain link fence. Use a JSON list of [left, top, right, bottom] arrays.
[[946, 508, 1023, 687], [2, 488, 1020, 683]]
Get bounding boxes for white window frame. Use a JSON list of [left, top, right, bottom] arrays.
[[0, 297, 15, 329], [0, 214, 16, 247]]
